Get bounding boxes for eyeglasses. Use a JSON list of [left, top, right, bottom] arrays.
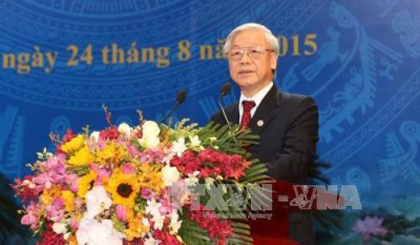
[[227, 47, 273, 61]]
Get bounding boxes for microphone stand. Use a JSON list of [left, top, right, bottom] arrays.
[[159, 89, 187, 124], [217, 82, 237, 143]]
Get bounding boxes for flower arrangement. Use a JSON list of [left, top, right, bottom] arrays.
[[13, 109, 270, 245]]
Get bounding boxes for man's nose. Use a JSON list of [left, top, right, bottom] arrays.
[[239, 50, 252, 64]]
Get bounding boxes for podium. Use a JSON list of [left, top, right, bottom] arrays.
[[248, 181, 343, 245]]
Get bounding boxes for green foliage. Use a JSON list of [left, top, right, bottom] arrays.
[[177, 122, 275, 244], [67, 165, 90, 176], [198, 122, 259, 155]]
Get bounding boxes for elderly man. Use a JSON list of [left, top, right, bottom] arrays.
[[211, 23, 319, 245]]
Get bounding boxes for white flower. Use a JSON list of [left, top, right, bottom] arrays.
[[144, 236, 159, 245], [138, 136, 160, 149], [142, 218, 150, 227], [76, 218, 124, 245], [172, 137, 186, 157], [145, 199, 162, 217], [185, 171, 200, 187], [189, 135, 201, 147], [142, 121, 160, 138], [162, 151, 175, 165], [205, 178, 215, 190], [152, 213, 165, 230], [52, 222, 67, 235], [209, 137, 217, 142], [90, 131, 100, 143], [85, 186, 112, 219], [118, 123, 132, 137], [138, 121, 161, 149], [162, 164, 180, 187], [169, 211, 182, 233]]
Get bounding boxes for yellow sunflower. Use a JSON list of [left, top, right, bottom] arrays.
[[107, 170, 140, 207], [61, 190, 76, 211], [66, 235, 78, 245], [77, 171, 97, 198], [40, 185, 62, 206], [67, 146, 94, 167], [137, 163, 165, 194], [95, 143, 130, 166], [125, 213, 150, 241], [61, 135, 84, 153]]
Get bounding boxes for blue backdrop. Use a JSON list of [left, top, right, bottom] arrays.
[[1, 0, 420, 244]]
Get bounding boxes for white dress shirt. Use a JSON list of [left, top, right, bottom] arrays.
[[238, 82, 273, 121]]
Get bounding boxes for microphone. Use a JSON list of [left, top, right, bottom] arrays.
[[219, 82, 231, 98], [159, 89, 187, 124], [217, 82, 237, 143]]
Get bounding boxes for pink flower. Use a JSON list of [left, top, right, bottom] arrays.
[[45, 198, 65, 222], [352, 216, 388, 242], [138, 149, 165, 163], [122, 163, 136, 174], [159, 198, 172, 215], [64, 173, 77, 185], [116, 205, 129, 222], [70, 177, 80, 192], [141, 188, 153, 199], [89, 164, 111, 185], [34, 155, 67, 189], [34, 172, 54, 189], [21, 201, 39, 230], [127, 145, 140, 158], [70, 218, 79, 230]]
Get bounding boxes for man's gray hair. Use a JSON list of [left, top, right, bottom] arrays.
[[223, 23, 279, 57]]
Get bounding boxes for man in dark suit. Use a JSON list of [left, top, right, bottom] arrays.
[[211, 23, 319, 245]]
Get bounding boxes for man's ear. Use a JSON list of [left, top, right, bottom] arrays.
[[270, 52, 278, 70]]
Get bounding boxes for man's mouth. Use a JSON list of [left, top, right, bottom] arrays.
[[238, 70, 254, 74]]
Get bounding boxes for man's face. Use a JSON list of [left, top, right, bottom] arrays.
[[228, 29, 277, 95]]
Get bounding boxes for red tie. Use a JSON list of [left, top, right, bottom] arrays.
[[240, 100, 256, 130]]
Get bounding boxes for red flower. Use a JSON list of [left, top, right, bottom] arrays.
[[187, 204, 233, 244], [63, 129, 75, 143], [12, 176, 40, 203], [99, 126, 120, 140], [55, 129, 75, 155], [36, 223, 66, 245], [153, 230, 180, 245], [55, 145, 65, 155], [170, 149, 249, 180]]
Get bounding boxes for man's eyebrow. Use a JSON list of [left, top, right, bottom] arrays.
[[231, 43, 263, 48]]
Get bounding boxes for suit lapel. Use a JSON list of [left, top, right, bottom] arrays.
[[249, 86, 281, 134], [225, 103, 240, 124]]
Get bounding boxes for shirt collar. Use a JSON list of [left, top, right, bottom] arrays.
[[239, 82, 273, 118]]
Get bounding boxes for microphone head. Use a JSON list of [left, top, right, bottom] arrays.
[[176, 89, 187, 104], [220, 82, 231, 97]]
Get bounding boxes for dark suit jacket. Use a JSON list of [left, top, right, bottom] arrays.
[[211, 85, 319, 245]]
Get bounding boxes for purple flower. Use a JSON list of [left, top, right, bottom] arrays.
[[352, 216, 388, 242]]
